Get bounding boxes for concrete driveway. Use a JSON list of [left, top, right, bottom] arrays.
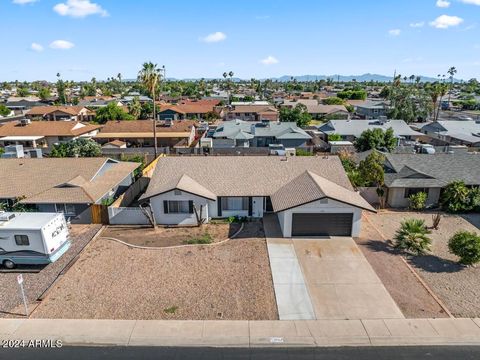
[[293, 238, 404, 320]]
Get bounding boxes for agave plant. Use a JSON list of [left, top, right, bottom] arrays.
[[394, 218, 432, 255]]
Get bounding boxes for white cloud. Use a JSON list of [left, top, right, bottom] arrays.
[[49, 40, 75, 49], [436, 0, 450, 8], [53, 0, 108, 18], [429, 15, 464, 28], [30, 43, 44, 52], [200, 31, 227, 43], [12, 0, 37, 4], [388, 29, 401, 36], [460, 0, 480, 5], [260, 55, 279, 65], [410, 21, 425, 28]]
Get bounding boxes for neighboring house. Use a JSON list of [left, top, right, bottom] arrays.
[[281, 100, 349, 120], [380, 151, 480, 208], [157, 103, 221, 121], [420, 120, 480, 147], [225, 104, 279, 121], [140, 157, 375, 237], [120, 94, 152, 104], [0, 120, 101, 150], [211, 120, 311, 148], [348, 100, 389, 119], [0, 158, 139, 223], [78, 97, 123, 108], [26, 106, 95, 122], [5, 97, 44, 114], [94, 120, 196, 148], [318, 119, 423, 143]]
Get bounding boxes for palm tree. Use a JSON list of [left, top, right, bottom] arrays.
[[394, 218, 432, 255], [138, 62, 161, 157], [435, 82, 447, 121], [447, 66, 457, 108]]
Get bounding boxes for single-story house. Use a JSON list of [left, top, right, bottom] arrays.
[[379, 151, 480, 208], [5, 97, 44, 114], [318, 119, 423, 143], [211, 120, 311, 148], [281, 100, 349, 120], [225, 105, 279, 122], [0, 158, 139, 223], [348, 100, 389, 119], [94, 120, 196, 148], [157, 103, 221, 121], [0, 120, 101, 150], [25, 106, 95, 122], [140, 156, 375, 237], [420, 120, 480, 147]]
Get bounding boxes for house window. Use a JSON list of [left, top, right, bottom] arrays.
[[55, 204, 76, 216], [166, 200, 190, 214], [15, 235, 30, 246], [174, 190, 182, 196], [222, 197, 249, 211], [404, 188, 429, 198]]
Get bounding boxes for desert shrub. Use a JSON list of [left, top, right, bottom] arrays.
[[163, 305, 179, 314], [409, 192, 427, 210], [394, 218, 432, 255], [448, 231, 480, 265]]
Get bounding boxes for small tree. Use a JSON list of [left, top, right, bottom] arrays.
[[50, 138, 101, 158], [448, 231, 480, 265], [394, 218, 432, 255], [95, 102, 134, 124], [328, 133, 342, 141], [355, 128, 396, 152], [409, 192, 427, 211]]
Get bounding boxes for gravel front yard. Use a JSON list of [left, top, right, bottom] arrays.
[[366, 211, 480, 318], [356, 216, 447, 318], [100, 222, 242, 247], [0, 225, 101, 317], [32, 222, 278, 320]]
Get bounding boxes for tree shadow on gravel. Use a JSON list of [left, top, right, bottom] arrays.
[[361, 238, 464, 274]]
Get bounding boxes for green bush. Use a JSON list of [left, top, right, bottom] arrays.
[[227, 215, 248, 224], [448, 231, 480, 265], [394, 218, 432, 255], [441, 181, 472, 213], [295, 148, 312, 156], [409, 192, 427, 210], [185, 233, 213, 245]]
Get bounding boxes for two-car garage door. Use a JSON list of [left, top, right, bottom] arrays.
[[291, 213, 353, 237]]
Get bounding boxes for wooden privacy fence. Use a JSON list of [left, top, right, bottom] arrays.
[[91, 204, 109, 224]]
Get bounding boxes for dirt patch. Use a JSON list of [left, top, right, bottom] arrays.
[[0, 225, 101, 318], [100, 222, 242, 247], [32, 222, 278, 320], [366, 211, 480, 318], [356, 216, 447, 318]]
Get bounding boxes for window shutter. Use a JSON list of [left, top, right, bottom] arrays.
[[163, 200, 169, 214], [248, 197, 253, 216], [217, 197, 222, 217], [188, 200, 194, 214]]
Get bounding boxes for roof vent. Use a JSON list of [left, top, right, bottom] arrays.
[[20, 118, 31, 126], [0, 212, 15, 222]]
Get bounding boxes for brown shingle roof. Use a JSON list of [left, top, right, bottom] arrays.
[[231, 105, 278, 114], [142, 156, 354, 199], [96, 120, 195, 138], [0, 158, 139, 204], [271, 171, 375, 212], [0, 121, 101, 137], [26, 106, 91, 116]]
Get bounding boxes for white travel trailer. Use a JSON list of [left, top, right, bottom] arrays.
[[0, 212, 70, 269]]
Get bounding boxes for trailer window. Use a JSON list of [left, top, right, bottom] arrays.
[[14, 235, 30, 246]]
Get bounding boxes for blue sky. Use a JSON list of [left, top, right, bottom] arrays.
[[1, 0, 479, 81]]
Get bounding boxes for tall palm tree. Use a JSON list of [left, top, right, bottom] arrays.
[[138, 62, 161, 157], [447, 66, 457, 108]]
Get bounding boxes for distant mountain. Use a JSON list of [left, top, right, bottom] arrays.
[[271, 73, 458, 83], [124, 73, 460, 83]]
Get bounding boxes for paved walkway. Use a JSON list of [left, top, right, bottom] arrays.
[[293, 238, 404, 320], [263, 214, 315, 320], [3, 318, 480, 347]]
